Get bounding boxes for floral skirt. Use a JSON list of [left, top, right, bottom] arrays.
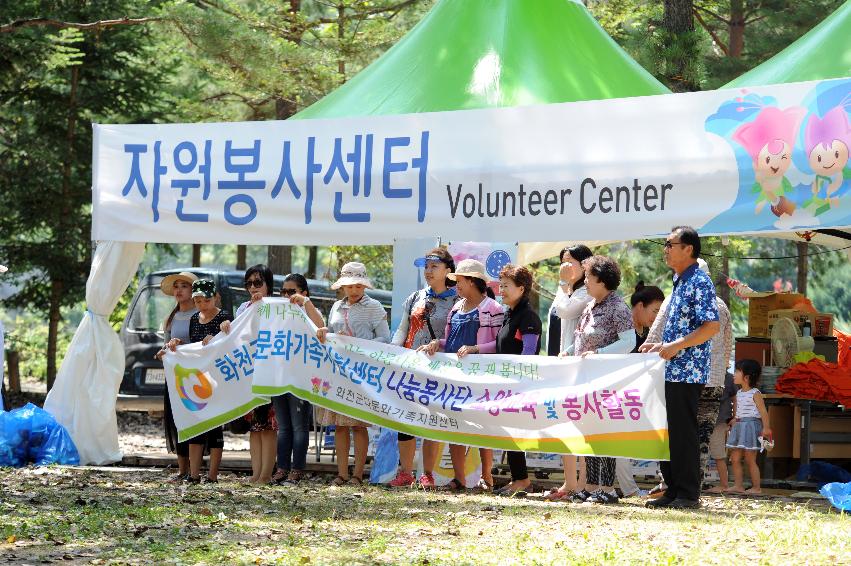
[[247, 404, 278, 432], [316, 407, 370, 428]]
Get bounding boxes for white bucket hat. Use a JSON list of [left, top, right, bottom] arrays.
[[161, 271, 199, 296], [447, 258, 489, 282], [0, 265, 7, 274], [331, 262, 373, 290]]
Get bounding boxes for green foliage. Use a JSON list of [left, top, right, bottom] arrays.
[[4, 312, 74, 380]]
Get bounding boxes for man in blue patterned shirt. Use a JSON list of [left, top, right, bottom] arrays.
[[640, 226, 719, 509]]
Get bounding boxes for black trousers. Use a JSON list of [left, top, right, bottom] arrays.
[[586, 456, 616, 487], [506, 451, 528, 481], [660, 381, 704, 501]]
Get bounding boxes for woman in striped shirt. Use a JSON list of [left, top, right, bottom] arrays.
[[316, 262, 390, 486]]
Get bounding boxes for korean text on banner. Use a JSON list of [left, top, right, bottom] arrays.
[[251, 299, 670, 460], [163, 306, 270, 443]]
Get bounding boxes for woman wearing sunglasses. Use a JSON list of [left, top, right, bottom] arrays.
[[270, 273, 325, 485], [221, 264, 278, 484]]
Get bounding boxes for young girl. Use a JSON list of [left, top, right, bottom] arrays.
[[726, 359, 772, 494], [167, 278, 232, 484]]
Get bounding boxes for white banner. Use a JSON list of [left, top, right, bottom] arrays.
[[93, 78, 851, 245], [162, 308, 269, 442], [250, 299, 669, 459]]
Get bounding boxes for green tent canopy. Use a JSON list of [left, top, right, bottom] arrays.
[[725, 1, 851, 88], [295, 0, 668, 119]]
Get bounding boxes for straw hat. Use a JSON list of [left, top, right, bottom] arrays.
[[331, 262, 373, 290], [447, 258, 489, 282], [161, 271, 198, 296]]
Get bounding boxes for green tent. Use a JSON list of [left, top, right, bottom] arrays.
[[295, 0, 668, 119], [725, 1, 851, 88]]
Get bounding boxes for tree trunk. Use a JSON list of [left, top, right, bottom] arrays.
[[663, 0, 694, 33], [48, 65, 80, 391], [236, 245, 247, 270], [307, 246, 318, 279], [267, 246, 293, 275], [337, 3, 346, 78], [796, 241, 808, 295], [727, 0, 745, 58], [660, 0, 700, 92], [192, 244, 201, 266], [718, 253, 731, 305], [46, 280, 63, 391], [7, 350, 20, 393]]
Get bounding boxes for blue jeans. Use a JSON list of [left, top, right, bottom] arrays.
[[273, 393, 311, 471]]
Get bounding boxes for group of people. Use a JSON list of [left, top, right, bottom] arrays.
[[156, 225, 774, 507]]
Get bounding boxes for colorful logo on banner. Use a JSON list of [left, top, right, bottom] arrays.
[[174, 364, 216, 411], [704, 78, 850, 232]]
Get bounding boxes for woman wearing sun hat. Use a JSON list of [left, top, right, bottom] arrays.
[[417, 258, 503, 493], [315, 262, 391, 486], [388, 247, 460, 488], [155, 271, 198, 483]]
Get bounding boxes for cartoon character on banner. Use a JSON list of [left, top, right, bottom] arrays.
[[802, 105, 851, 215], [704, 79, 851, 233], [731, 104, 805, 218]]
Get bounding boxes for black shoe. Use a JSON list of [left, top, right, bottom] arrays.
[[645, 495, 675, 508], [185, 475, 201, 485], [570, 489, 593, 502], [667, 498, 700, 509], [586, 489, 619, 504]]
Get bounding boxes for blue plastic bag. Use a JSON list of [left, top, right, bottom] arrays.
[[820, 482, 851, 512], [0, 403, 79, 467], [369, 428, 399, 485]]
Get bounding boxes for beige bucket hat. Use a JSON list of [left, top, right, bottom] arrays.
[[0, 265, 7, 274], [331, 262, 373, 290], [447, 258, 489, 282], [160, 271, 199, 296]]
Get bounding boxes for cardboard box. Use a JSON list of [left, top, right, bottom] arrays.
[[747, 292, 807, 337]]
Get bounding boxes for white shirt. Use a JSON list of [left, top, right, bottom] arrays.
[[552, 285, 593, 353]]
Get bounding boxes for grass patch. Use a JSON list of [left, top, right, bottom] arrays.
[[0, 467, 848, 564]]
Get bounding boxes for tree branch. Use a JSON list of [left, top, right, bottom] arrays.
[[693, 8, 729, 55], [0, 16, 162, 34], [693, 4, 730, 25]]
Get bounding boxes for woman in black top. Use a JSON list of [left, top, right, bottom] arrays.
[[629, 282, 665, 353], [494, 265, 541, 497], [167, 279, 233, 483]]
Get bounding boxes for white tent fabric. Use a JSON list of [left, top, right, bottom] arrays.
[[44, 241, 145, 465]]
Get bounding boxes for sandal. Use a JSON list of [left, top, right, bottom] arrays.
[[469, 477, 492, 494], [347, 476, 364, 486], [495, 486, 527, 498], [330, 475, 348, 487], [543, 488, 574, 501], [440, 478, 465, 492]]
